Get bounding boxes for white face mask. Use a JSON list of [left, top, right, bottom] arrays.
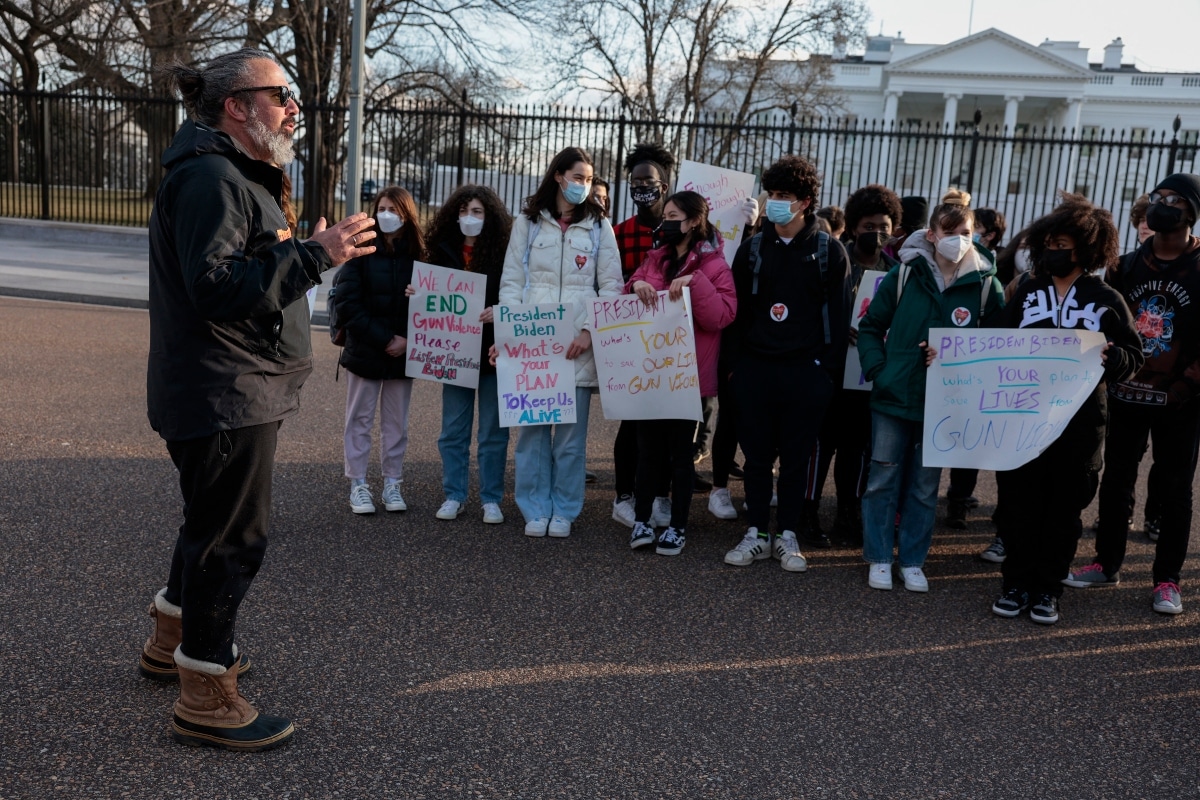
[[459, 214, 484, 238], [376, 210, 402, 234], [1014, 247, 1032, 274], [934, 233, 972, 264]]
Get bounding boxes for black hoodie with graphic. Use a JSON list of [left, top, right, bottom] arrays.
[[147, 120, 332, 442]]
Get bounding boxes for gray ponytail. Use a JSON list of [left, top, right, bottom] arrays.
[[162, 48, 272, 127]]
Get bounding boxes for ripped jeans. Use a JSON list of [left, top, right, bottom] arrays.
[[861, 411, 941, 567]]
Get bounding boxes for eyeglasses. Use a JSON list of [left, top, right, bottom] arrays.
[[1149, 192, 1188, 207], [234, 85, 296, 107], [629, 178, 664, 188]]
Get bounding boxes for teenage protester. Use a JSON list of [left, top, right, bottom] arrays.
[[423, 185, 512, 524], [496, 146, 623, 538], [142, 49, 374, 750], [973, 208, 1007, 253], [1066, 173, 1200, 615], [592, 177, 610, 217], [339, 187, 425, 515], [723, 155, 852, 572], [990, 194, 1142, 625], [816, 205, 845, 240], [883, 195, 928, 260], [626, 191, 737, 555], [611, 143, 678, 529], [802, 184, 902, 547], [857, 189, 1004, 592]]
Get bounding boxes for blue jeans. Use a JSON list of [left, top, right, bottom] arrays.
[[439, 373, 509, 505], [513, 388, 592, 523], [861, 411, 941, 567]]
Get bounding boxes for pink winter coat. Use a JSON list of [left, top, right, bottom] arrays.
[[626, 240, 737, 397]]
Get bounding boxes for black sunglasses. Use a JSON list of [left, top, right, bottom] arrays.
[[234, 85, 296, 107]]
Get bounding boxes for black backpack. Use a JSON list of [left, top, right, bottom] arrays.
[[327, 265, 367, 346]]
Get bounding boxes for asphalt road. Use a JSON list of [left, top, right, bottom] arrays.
[[1, 296, 1198, 799]]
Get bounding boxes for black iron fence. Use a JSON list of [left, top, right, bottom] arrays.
[[1, 89, 1194, 252]]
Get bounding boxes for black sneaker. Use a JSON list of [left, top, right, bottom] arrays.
[[693, 473, 713, 493], [728, 462, 744, 480], [656, 527, 686, 556], [629, 521, 655, 549], [979, 537, 1006, 563], [1145, 516, 1161, 542], [833, 503, 863, 546], [945, 499, 969, 530], [992, 587, 1030, 618], [1030, 594, 1060, 625], [799, 504, 832, 549]]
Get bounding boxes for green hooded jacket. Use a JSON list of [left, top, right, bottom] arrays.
[[857, 231, 1004, 421]]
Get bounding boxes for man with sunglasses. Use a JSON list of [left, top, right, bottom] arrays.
[[1066, 173, 1200, 616], [141, 48, 377, 751]]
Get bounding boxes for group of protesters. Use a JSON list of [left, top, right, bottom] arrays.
[[136, 48, 1200, 752]]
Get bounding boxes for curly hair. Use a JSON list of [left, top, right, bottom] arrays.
[[624, 142, 676, 186], [424, 184, 512, 275], [1130, 193, 1151, 227], [843, 184, 903, 235], [1024, 192, 1119, 276], [761, 155, 821, 208]]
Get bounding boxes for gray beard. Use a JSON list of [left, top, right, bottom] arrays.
[[246, 105, 296, 166]]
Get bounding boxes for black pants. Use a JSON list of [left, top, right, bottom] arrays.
[[634, 419, 696, 530], [1001, 429, 1101, 598], [711, 367, 738, 487], [804, 387, 870, 505], [734, 356, 833, 532], [947, 468, 979, 500], [163, 422, 280, 667], [615, 419, 668, 499], [1096, 399, 1200, 586], [693, 396, 716, 452]]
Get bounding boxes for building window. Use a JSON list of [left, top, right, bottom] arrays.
[[1080, 126, 1100, 158], [1007, 180, 1021, 195], [1122, 186, 1138, 201], [1074, 183, 1091, 196], [1180, 130, 1198, 162], [1130, 128, 1147, 160]]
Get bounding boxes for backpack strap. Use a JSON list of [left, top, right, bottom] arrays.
[[591, 220, 602, 293], [979, 274, 993, 317], [749, 233, 764, 294], [895, 263, 912, 305], [521, 216, 537, 303]]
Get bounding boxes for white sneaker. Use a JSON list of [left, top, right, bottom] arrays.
[[651, 497, 671, 527], [612, 495, 636, 528], [708, 487, 738, 520], [869, 563, 893, 590], [773, 530, 808, 572], [482, 503, 504, 524], [901, 566, 929, 593], [436, 499, 461, 520], [382, 482, 407, 512], [349, 482, 375, 514], [548, 516, 572, 538], [724, 528, 772, 566], [524, 517, 549, 537]]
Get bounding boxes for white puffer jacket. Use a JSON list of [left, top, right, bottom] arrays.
[[499, 209, 623, 387]]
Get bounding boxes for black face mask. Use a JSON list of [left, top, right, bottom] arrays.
[[856, 231, 888, 255], [657, 220, 687, 246], [630, 186, 662, 209], [1146, 202, 1188, 232], [1040, 249, 1076, 278]]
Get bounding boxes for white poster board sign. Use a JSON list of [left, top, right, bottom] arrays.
[[923, 327, 1106, 470], [844, 269, 888, 391], [677, 160, 757, 266], [590, 289, 703, 421], [405, 262, 485, 389], [494, 303, 579, 427]]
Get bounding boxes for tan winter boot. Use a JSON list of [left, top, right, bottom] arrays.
[[139, 588, 250, 681], [171, 646, 294, 752]]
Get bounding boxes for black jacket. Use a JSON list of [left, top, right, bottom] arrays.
[[337, 247, 415, 381], [147, 120, 331, 442], [426, 239, 503, 376], [728, 219, 853, 374]]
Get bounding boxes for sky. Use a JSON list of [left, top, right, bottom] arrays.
[[862, 0, 1200, 73]]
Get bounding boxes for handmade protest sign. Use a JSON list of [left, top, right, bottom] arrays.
[[844, 269, 888, 391], [922, 327, 1106, 470], [590, 289, 702, 421], [677, 160, 757, 266], [405, 262, 485, 389], [494, 303, 578, 427]]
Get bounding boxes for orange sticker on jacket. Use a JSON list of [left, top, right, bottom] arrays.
[[276, 228, 292, 242]]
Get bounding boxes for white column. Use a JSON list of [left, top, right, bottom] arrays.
[[877, 90, 902, 186], [998, 94, 1023, 196], [939, 92, 963, 189], [1063, 98, 1084, 193]]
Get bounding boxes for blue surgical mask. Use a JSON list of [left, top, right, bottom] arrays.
[[765, 199, 798, 225], [562, 181, 588, 206], [971, 232, 982, 243]]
